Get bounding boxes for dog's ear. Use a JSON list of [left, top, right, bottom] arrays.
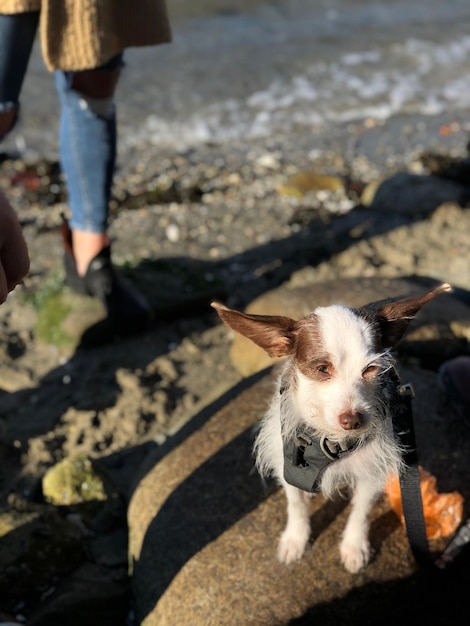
[[211, 302, 298, 357], [367, 283, 452, 348]]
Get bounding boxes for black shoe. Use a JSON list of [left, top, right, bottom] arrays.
[[61, 221, 153, 341]]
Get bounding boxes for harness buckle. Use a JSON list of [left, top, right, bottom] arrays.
[[320, 435, 341, 461], [398, 382, 415, 398], [292, 434, 312, 467]]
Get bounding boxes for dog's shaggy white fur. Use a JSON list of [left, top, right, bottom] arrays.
[[212, 283, 450, 572]]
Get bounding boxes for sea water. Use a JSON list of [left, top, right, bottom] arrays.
[[9, 0, 470, 155]]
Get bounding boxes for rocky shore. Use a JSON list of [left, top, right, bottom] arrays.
[[0, 114, 469, 623]]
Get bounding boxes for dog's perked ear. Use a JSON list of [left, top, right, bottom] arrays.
[[211, 302, 298, 357], [360, 282, 452, 349]]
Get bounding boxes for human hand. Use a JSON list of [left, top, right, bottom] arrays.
[[0, 190, 30, 303]]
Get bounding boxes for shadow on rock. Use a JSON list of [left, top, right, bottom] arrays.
[[127, 334, 470, 625], [289, 543, 470, 626]]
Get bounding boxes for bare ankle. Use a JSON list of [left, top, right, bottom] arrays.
[[72, 230, 110, 276]]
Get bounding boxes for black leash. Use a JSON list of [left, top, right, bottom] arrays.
[[392, 378, 434, 567]]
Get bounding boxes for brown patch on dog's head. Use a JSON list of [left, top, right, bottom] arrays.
[[291, 314, 334, 381]]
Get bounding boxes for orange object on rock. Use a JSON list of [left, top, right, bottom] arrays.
[[384, 466, 464, 540]]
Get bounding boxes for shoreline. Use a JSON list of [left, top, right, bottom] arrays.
[[4, 109, 469, 275]]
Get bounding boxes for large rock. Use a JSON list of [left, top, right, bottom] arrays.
[[128, 361, 470, 625], [367, 173, 465, 215], [229, 276, 470, 377]]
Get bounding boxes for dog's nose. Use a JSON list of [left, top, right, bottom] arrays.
[[339, 411, 363, 430]]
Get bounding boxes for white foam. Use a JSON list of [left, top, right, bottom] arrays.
[[124, 33, 470, 150]]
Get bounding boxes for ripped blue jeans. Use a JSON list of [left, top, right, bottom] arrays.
[[0, 11, 123, 233]]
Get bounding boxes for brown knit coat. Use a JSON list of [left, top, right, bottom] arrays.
[[0, 0, 172, 71]]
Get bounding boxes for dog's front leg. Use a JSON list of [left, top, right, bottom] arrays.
[[340, 479, 380, 573], [277, 482, 312, 564]]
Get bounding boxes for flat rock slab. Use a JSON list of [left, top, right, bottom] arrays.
[[229, 276, 470, 376], [128, 361, 470, 625]]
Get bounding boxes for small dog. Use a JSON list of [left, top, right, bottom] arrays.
[[212, 282, 451, 573]]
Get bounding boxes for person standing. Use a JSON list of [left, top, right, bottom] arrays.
[[0, 1, 171, 339]]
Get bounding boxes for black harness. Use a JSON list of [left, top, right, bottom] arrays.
[[283, 428, 367, 493], [281, 368, 433, 567]]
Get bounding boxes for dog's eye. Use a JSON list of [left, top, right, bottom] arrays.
[[316, 363, 331, 376], [301, 359, 334, 380], [362, 364, 379, 379]]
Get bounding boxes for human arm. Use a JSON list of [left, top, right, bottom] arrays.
[[0, 190, 29, 303]]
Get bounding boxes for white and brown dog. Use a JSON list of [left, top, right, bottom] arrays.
[[212, 282, 451, 573]]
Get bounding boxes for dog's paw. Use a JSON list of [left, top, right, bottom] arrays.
[[277, 532, 308, 565], [339, 540, 371, 573]]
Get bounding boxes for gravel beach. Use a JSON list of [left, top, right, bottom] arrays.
[[1, 0, 470, 621], [0, 110, 469, 623]]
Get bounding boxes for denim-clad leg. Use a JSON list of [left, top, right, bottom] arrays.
[[54, 54, 123, 234], [0, 12, 39, 131], [0, 19, 151, 338]]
